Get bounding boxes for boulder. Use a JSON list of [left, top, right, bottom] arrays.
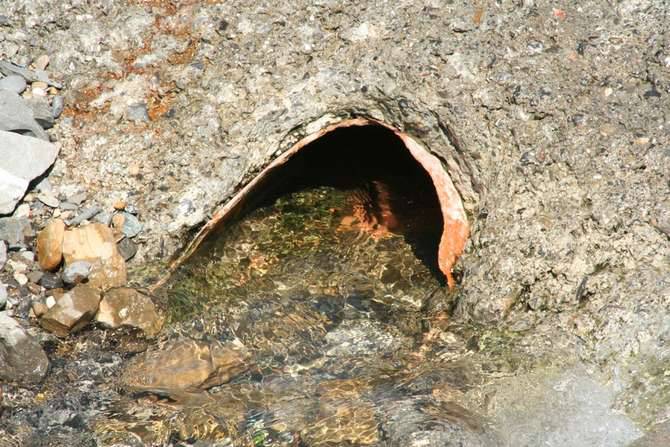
[[0, 312, 49, 384], [122, 338, 250, 393], [0, 90, 48, 140], [39, 284, 101, 337], [0, 129, 59, 215], [96, 287, 164, 336], [36, 218, 65, 271], [62, 223, 127, 290]]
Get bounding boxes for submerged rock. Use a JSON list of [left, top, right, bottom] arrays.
[[62, 223, 127, 290], [0, 312, 49, 384], [96, 287, 163, 336], [39, 284, 101, 337], [122, 338, 250, 393]]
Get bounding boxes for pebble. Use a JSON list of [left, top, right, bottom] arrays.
[[113, 200, 126, 211], [45, 295, 56, 308], [51, 96, 64, 118], [14, 272, 28, 286], [27, 271, 43, 284], [39, 272, 63, 289], [33, 55, 49, 71], [93, 211, 112, 226], [0, 74, 27, 93], [120, 212, 142, 238], [32, 301, 47, 317], [14, 203, 30, 218], [126, 102, 150, 122], [37, 192, 60, 208], [67, 206, 102, 226], [62, 260, 92, 285], [59, 202, 78, 211], [19, 251, 34, 263], [68, 192, 87, 205], [117, 237, 138, 261]]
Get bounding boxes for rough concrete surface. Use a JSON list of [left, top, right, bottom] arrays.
[[0, 0, 668, 444]]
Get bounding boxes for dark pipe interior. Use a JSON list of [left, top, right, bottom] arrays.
[[195, 124, 445, 280]]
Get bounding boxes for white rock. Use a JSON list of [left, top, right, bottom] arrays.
[[0, 130, 59, 215]]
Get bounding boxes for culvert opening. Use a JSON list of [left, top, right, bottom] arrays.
[[158, 119, 469, 293]]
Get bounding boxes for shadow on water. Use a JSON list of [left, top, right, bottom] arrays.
[[195, 124, 446, 282]]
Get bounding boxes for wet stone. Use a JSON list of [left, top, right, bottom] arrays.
[[121, 338, 250, 393], [96, 287, 163, 336]]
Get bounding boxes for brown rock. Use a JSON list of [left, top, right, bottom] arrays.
[[122, 338, 250, 393], [113, 200, 126, 211], [96, 287, 164, 336], [0, 313, 49, 384], [62, 223, 127, 290], [39, 284, 101, 337], [111, 213, 125, 231], [36, 218, 65, 271], [31, 301, 48, 317]]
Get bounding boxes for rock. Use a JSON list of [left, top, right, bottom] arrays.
[[0, 217, 31, 248], [19, 250, 34, 263], [117, 237, 137, 261], [36, 218, 65, 271], [96, 287, 164, 336], [45, 295, 56, 308], [27, 271, 43, 284], [0, 74, 27, 93], [93, 210, 112, 226], [0, 130, 59, 215], [126, 102, 149, 122], [32, 301, 47, 317], [33, 55, 49, 71], [120, 212, 142, 238], [0, 284, 7, 310], [39, 271, 63, 289], [0, 61, 62, 89], [13, 203, 30, 218], [122, 338, 250, 393], [51, 95, 64, 119], [0, 312, 49, 384], [0, 90, 49, 140], [62, 224, 127, 290], [62, 260, 91, 285], [39, 284, 101, 337], [66, 206, 101, 226], [113, 200, 126, 211], [68, 192, 87, 205], [25, 97, 55, 129], [37, 192, 59, 208], [0, 240, 6, 270], [13, 272, 28, 286]]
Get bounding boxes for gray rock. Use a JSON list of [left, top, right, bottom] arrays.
[[126, 102, 149, 122], [39, 272, 63, 289], [0, 74, 27, 93], [62, 260, 92, 285], [27, 270, 43, 284], [0, 130, 59, 215], [25, 97, 55, 129], [66, 206, 101, 226], [59, 201, 78, 211], [51, 95, 64, 119], [0, 90, 49, 140], [117, 237, 137, 261], [0, 60, 62, 89], [19, 250, 34, 263], [0, 283, 6, 310], [0, 217, 31, 248], [37, 192, 59, 208], [68, 192, 87, 205], [120, 212, 142, 238], [0, 311, 49, 384], [93, 210, 112, 226]]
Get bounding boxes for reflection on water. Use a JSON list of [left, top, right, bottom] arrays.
[[143, 184, 498, 446]]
